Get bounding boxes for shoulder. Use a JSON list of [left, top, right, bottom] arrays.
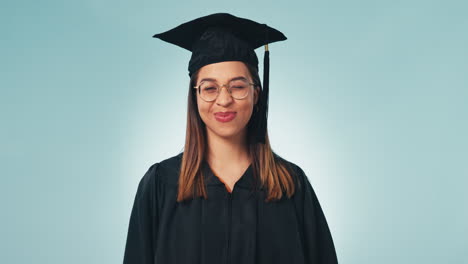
[[132, 153, 182, 205], [273, 152, 308, 191], [143, 152, 183, 186]]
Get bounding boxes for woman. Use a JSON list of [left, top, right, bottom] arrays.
[[123, 13, 338, 264]]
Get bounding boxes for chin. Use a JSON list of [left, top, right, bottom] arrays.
[[207, 125, 245, 139]]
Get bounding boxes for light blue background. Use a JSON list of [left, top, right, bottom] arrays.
[[1, 0, 467, 263]]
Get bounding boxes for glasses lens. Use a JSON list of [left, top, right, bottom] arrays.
[[198, 79, 251, 101], [200, 81, 218, 101], [229, 79, 250, 99]]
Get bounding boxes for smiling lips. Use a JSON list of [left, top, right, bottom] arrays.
[[214, 112, 236, 122]]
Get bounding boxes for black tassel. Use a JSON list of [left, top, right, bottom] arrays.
[[255, 47, 269, 144]]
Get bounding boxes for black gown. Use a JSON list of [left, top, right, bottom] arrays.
[[123, 152, 338, 264]]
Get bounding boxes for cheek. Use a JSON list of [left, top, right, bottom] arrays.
[[245, 97, 255, 113], [196, 99, 211, 120], [238, 102, 254, 120]]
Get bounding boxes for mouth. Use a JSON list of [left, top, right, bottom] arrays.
[[214, 112, 237, 122]]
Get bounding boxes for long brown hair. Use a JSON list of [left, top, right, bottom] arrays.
[[177, 62, 296, 202]]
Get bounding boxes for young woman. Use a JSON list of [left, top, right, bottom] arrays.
[[123, 13, 338, 264]]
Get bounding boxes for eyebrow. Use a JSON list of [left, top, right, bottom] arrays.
[[199, 76, 248, 83]]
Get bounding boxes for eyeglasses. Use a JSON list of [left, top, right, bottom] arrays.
[[193, 78, 256, 102]]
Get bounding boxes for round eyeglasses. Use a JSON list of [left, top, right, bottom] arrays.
[[193, 78, 256, 102]]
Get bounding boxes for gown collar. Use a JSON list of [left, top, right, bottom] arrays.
[[202, 160, 257, 190]]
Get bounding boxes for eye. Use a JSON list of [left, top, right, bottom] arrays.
[[230, 80, 248, 89], [203, 87, 217, 91]]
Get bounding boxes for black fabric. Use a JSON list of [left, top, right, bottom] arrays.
[[123, 152, 338, 263], [188, 26, 258, 77], [152, 13, 286, 77]]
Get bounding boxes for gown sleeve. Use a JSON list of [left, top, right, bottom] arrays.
[[295, 166, 339, 264], [123, 163, 160, 264]]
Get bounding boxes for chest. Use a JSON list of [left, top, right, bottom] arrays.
[[155, 186, 306, 264]]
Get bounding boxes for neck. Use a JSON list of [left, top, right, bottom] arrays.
[[206, 128, 251, 167]]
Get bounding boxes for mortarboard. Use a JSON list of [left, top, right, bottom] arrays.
[[152, 12, 287, 144]]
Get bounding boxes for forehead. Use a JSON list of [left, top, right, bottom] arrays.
[[197, 61, 250, 82]]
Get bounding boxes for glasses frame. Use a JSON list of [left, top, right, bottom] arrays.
[[193, 80, 256, 102]]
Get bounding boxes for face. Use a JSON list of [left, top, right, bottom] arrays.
[[195, 61, 259, 142]]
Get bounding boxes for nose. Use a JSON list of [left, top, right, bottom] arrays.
[[216, 85, 233, 106]]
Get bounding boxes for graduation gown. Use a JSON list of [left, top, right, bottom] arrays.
[[123, 152, 338, 264]]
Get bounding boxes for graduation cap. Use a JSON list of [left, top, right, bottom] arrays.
[[152, 13, 287, 144]]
